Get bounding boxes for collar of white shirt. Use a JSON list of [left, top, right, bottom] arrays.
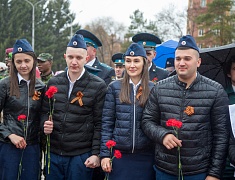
[[17, 73, 30, 85], [86, 58, 96, 66]]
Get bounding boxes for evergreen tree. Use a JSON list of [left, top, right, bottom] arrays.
[[0, 0, 80, 72], [196, 0, 235, 46], [122, 9, 159, 52]]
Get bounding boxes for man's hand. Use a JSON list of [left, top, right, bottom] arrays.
[[101, 158, 112, 173], [84, 155, 100, 168], [8, 134, 26, 149], [44, 120, 53, 135], [205, 176, 219, 180], [163, 134, 182, 149]]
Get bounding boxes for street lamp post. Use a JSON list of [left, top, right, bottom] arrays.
[[24, 0, 44, 50]]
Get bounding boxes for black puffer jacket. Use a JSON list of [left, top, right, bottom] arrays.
[[0, 77, 45, 145], [142, 74, 230, 179], [100, 80, 154, 157], [41, 70, 107, 156]]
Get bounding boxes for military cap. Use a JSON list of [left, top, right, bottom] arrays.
[[124, 43, 147, 59], [75, 29, 102, 49], [165, 57, 174, 68], [12, 39, 33, 55], [67, 34, 87, 50], [132, 33, 161, 51], [84, 65, 101, 76], [112, 53, 125, 65], [37, 53, 53, 61], [176, 35, 199, 52]]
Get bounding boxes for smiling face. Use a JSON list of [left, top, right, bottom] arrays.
[[125, 56, 144, 82], [65, 47, 88, 77], [14, 53, 34, 80], [175, 48, 201, 84]]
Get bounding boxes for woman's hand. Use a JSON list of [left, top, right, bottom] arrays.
[[8, 134, 26, 149], [101, 158, 112, 173]]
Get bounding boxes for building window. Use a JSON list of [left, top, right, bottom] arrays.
[[189, 0, 193, 8], [201, 0, 206, 7], [198, 29, 204, 36], [213, 29, 220, 35]]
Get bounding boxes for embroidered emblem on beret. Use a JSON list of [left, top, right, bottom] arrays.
[[18, 47, 22, 52], [73, 41, 78, 46], [130, 51, 135, 56], [181, 41, 186, 45]]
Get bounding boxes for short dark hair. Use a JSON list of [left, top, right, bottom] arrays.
[[226, 55, 235, 75]]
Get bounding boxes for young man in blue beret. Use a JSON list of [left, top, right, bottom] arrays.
[[142, 35, 230, 180], [42, 34, 107, 180], [132, 33, 169, 83], [76, 29, 115, 85]]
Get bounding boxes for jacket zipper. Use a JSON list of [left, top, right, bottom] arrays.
[[132, 85, 137, 153], [25, 82, 30, 141]]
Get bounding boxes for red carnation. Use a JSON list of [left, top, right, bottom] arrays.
[[166, 118, 183, 179], [17, 114, 26, 121], [166, 118, 182, 129], [114, 150, 122, 159], [45, 86, 58, 99], [106, 140, 116, 149]]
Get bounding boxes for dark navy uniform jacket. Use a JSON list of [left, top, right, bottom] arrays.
[[92, 58, 115, 85], [149, 62, 169, 83]]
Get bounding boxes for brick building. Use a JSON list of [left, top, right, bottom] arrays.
[[187, 0, 235, 48]]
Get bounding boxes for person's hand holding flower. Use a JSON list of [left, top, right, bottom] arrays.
[[101, 140, 122, 180], [8, 134, 27, 149], [44, 85, 58, 174], [44, 120, 53, 135]]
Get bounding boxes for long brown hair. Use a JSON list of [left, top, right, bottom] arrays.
[[119, 56, 150, 107], [10, 52, 37, 98]]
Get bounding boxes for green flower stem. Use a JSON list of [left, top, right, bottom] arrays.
[[48, 134, 50, 174], [175, 128, 183, 180], [104, 147, 114, 180], [17, 149, 24, 180], [17, 123, 26, 180], [46, 134, 51, 174]]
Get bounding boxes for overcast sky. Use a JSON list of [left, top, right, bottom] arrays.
[[70, 0, 188, 27]]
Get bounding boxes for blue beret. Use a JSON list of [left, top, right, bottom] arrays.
[[176, 35, 199, 52], [12, 39, 33, 55], [112, 53, 124, 65], [132, 33, 161, 50], [124, 43, 147, 59], [67, 34, 87, 50], [75, 29, 102, 49]]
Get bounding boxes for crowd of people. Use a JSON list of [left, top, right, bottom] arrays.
[[0, 30, 234, 180]]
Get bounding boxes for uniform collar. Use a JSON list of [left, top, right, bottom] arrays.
[[17, 73, 30, 85], [148, 62, 152, 71], [66, 68, 85, 83], [86, 58, 96, 66]]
